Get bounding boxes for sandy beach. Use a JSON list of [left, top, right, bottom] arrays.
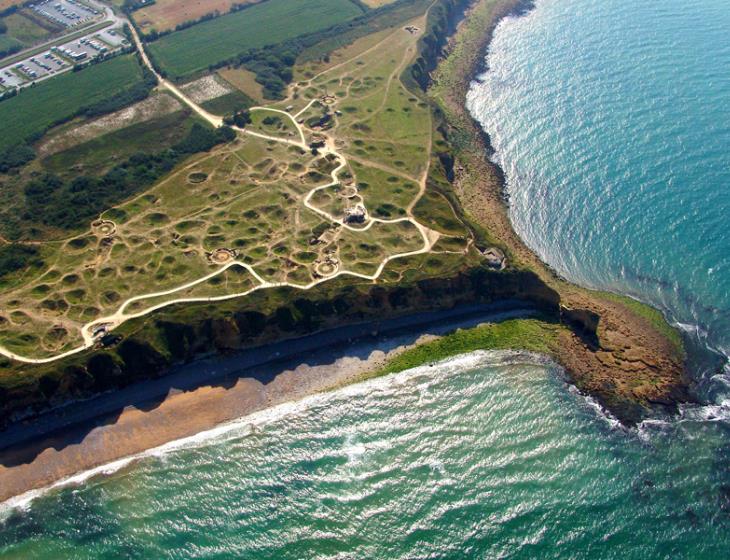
[[0, 302, 534, 504]]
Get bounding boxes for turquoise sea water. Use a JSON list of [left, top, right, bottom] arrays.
[[2, 0, 730, 556], [1, 352, 729, 558], [467, 0, 730, 391]]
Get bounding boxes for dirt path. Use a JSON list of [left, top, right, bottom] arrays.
[[0, 18, 440, 365]]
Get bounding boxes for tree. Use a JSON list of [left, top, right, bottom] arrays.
[[224, 109, 252, 128]]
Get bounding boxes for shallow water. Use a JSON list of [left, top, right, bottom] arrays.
[[1, 352, 729, 558], [2, 0, 729, 555]]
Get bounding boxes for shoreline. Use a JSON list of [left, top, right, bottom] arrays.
[[430, 0, 690, 419], [0, 0, 692, 507], [0, 303, 536, 504], [1, 347, 561, 516]]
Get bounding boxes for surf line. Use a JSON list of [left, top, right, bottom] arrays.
[[0, 350, 556, 517]]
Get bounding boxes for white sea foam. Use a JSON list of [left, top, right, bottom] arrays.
[[566, 385, 623, 431], [678, 401, 730, 424], [0, 350, 553, 519]]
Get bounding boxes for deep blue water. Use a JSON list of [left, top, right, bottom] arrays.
[[1, 0, 729, 556]]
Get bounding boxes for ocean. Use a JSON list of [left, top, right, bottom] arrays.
[[1, 0, 729, 556], [1, 352, 729, 558], [466, 0, 730, 391]]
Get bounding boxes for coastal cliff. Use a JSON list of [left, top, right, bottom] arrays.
[[0, 266, 559, 429], [0, 0, 690, 433], [427, 0, 690, 421]]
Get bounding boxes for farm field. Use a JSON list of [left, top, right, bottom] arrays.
[[132, 0, 264, 33], [0, 12, 478, 361], [0, 0, 24, 11], [0, 54, 147, 150], [147, 0, 364, 80], [218, 67, 265, 103]]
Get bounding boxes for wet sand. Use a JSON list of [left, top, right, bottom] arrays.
[[0, 303, 534, 504]]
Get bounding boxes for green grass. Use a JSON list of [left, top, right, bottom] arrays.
[[42, 109, 200, 178], [0, 55, 146, 150], [148, 0, 364, 79], [2, 11, 56, 46], [0, 33, 21, 52], [370, 318, 565, 380], [199, 90, 253, 115]]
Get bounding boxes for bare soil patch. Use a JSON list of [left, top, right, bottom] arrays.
[[133, 0, 263, 32], [38, 94, 182, 157]]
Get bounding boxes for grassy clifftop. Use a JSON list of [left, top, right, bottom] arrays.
[[0, 0, 690, 430]]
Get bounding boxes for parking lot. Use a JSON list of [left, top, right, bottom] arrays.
[[31, 0, 101, 29], [0, 25, 128, 92]]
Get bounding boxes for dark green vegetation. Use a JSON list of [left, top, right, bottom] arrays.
[[0, 32, 21, 59], [41, 109, 197, 179], [243, 0, 433, 98], [0, 244, 44, 283], [0, 55, 153, 151], [199, 89, 253, 114], [410, 0, 470, 90], [375, 318, 564, 378], [0, 108, 213, 240], [223, 108, 251, 128], [0, 265, 560, 428], [0, 143, 34, 173], [147, 0, 364, 80], [21, 123, 234, 231]]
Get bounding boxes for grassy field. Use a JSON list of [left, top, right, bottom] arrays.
[[41, 110, 198, 179], [2, 10, 58, 46], [0, 103, 204, 241], [371, 318, 566, 379], [199, 90, 253, 114], [0, 33, 21, 52], [218, 67, 265, 103], [147, 0, 364, 80], [0, 54, 146, 150], [133, 0, 264, 33], [0, 5, 480, 360]]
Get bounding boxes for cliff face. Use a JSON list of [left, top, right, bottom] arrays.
[[0, 0, 690, 431], [428, 0, 690, 424], [0, 266, 562, 428]]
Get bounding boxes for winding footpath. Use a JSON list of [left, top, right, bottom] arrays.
[[0, 19, 444, 364]]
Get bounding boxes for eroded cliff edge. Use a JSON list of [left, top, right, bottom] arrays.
[[427, 0, 691, 422], [0, 0, 690, 430]]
